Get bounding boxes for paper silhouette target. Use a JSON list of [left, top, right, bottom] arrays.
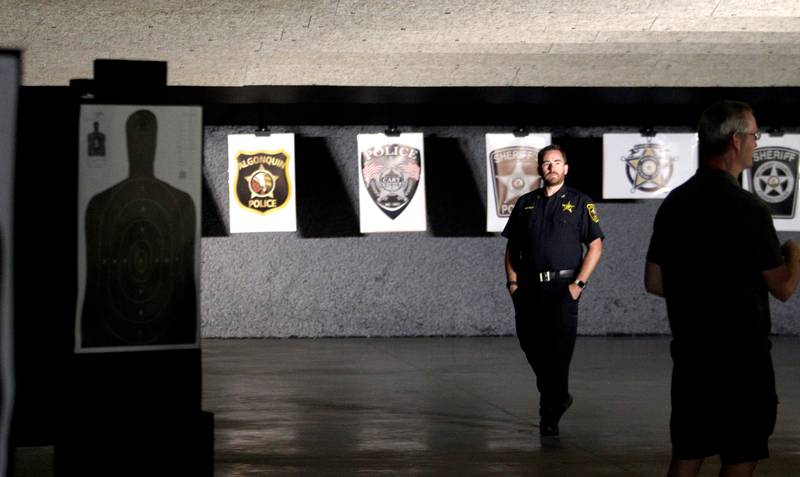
[[77, 106, 201, 352]]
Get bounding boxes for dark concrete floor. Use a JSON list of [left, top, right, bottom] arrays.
[[204, 336, 800, 476], [13, 336, 800, 476]]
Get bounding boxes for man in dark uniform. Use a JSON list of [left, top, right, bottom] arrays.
[[502, 144, 604, 437], [645, 101, 800, 477]]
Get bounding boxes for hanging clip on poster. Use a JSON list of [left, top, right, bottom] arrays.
[[255, 104, 271, 136], [767, 127, 784, 138], [513, 126, 529, 137], [385, 125, 401, 137]]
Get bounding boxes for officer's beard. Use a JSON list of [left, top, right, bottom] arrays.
[[544, 172, 565, 187]]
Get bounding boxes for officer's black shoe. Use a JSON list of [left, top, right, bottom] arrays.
[[539, 394, 573, 437], [539, 419, 559, 437], [555, 394, 573, 422]]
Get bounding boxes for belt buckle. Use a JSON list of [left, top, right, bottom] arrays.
[[538, 271, 552, 282]]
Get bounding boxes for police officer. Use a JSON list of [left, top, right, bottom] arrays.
[[502, 144, 604, 437]]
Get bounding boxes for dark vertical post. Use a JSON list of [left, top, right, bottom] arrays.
[[53, 59, 213, 477]]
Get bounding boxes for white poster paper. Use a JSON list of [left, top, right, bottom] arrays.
[[485, 133, 551, 232], [742, 134, 800, 231], [603, 133, 698, 199], [76, 105, 202, 353], [0, 52, 19, 477], [228, 134, 297, 233], [357, 133, 426, 233]]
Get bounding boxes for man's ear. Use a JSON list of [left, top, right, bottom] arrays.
[[564, 163, 569, 176], [730, 132, 742, 152]]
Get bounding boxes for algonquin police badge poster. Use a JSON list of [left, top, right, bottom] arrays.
[[357, 133, 426, 233], [228, 134, 297, 233], [602, 133, 698, 199], [743, 134, 800, 231], [76, 105, 202, 353], [485, 133, 551, 232]]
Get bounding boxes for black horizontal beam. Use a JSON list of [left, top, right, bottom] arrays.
[[87, 83, 800, 106], [22, 84, 800, 128]]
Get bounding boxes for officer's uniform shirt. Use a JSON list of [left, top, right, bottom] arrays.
[[502, 185, 604, 282]]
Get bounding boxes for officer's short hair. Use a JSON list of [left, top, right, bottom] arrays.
[[697, 100, 753, 164], [538, 144, 567, 164]]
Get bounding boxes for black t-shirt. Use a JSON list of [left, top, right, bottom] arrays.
[[647, 168, 783, 353], [502, 185, 604, 279]]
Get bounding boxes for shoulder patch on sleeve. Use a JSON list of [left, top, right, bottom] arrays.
[[587, 203, 600, 223]]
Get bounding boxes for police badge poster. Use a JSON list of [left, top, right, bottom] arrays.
[[357, 133, 426, 233], [227, 134, 297, 233], [742, 134, 800, 231], [602, 133, 698, 199], [76, 105, 202, 353], [485, 133, 551, 232]]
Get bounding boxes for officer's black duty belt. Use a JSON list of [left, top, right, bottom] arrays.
[[533, 269, 575, 283]]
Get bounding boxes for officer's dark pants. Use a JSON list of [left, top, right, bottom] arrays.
[[512, 278, 578, 416]]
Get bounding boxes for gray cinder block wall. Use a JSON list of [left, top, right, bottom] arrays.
[[200, 125, 800, 337]]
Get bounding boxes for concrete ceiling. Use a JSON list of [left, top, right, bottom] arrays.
[[2, 0, 800, 87]]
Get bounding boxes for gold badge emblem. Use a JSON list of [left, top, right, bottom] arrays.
[[234, 150, 291, 215], [621, 142, 675, 192], [587, 203, 600, 223], [562, 201, 575, 213]]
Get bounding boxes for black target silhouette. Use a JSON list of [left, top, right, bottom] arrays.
[[81, 110, 197, 348]]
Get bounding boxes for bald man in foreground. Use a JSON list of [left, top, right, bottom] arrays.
[[645, 101, 800, 477]]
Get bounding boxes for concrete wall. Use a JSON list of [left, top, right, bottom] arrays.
[[200, 125, 800, 337], [5, 1, 800, 87]]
